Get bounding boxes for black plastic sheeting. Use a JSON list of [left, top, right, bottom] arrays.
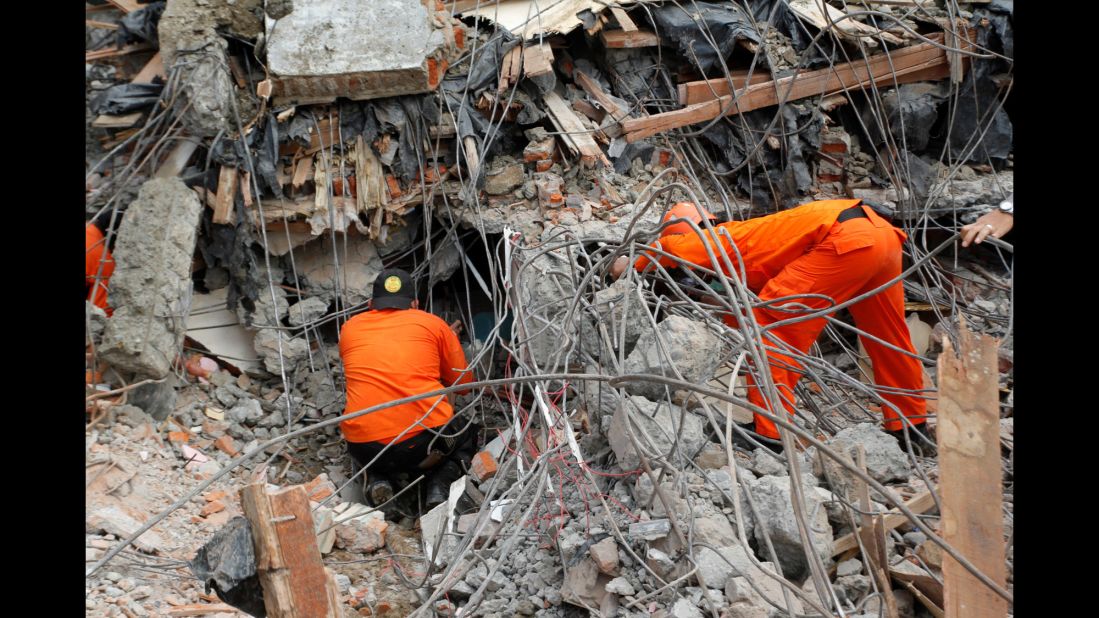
[[946, 9, 1013, 162], [701, 103, 822, 209], [89, 82, 163, 115], [650, 2, 761, 74], [189, 517, 267, 617], [862, 82, 949, 153], [116, 1, 166, 48]]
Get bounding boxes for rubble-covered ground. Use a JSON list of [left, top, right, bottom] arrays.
[[86, 1, 1013, 617]]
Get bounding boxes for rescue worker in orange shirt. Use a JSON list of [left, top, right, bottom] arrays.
[[86, 213, 116, 316], [339, 268, 476, 510], [610, 200, 929, 448]]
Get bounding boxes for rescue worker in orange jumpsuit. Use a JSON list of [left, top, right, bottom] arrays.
[[610, 200, 929, 445], [86, 215, 115, 316], [339, 268, 475, 510]]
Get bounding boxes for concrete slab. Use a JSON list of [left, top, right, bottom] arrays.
[[265, 0, 465, 105]]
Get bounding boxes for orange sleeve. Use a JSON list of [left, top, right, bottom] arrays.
[[438, 322, 473, 393], [636, 228, 731, 273], [632, 240, 679, 272]]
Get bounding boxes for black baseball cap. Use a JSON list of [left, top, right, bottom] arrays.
[[371, 268, 415, 310]]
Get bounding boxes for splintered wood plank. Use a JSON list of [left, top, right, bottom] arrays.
[[522, 42, 555, 78], [600, 29, 659, 48], [574, 70, 627, 122], [855, 447, 899, 618], [610, 7, 638, 32], [623, 34, 963, 142], [213, 166, 239, 225], [239, 483, 342, 618], [92, 112, 144, 128], [542, 91, 608, 168], [155, 139, 199, 178], [937, 321, 1008, 618], [291, 155, 314, 191], [498, 45, 523, 95], [132, 52, 166, 84]]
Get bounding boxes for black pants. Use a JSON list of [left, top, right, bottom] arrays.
[[346, 416, 479, 489]]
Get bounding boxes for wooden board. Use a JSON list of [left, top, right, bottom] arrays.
[[677, 70, 775, 106], [601, 29, 660, 48], [574, 70, 628, 122], [239, 483, 342, 618], [610, 7, 638, 32], [86, 43, 152, 61], [788, 0, 906, 46], [166, 604, 241, 617], [522, 42, 555, 78], [542, 91, 608, 168], [832, 488, 937, 556], [937, 322, 1008, 618], [622, 34, 964, 142], [132, 52, 166, 84], [214, 166, 239, 225], [106, 0, 142, 13], [154, 139, 199, 178]]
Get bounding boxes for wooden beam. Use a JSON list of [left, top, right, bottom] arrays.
[[788, 0, 905, 46], [86, 19, 119, 29], [106, 0, 142, 13], [239, 483, 342, 618], [600, 29, 660, 48], [937, 321, 1008, 618], [522, 42, 555, 78], [542, 91, 609, 168], [623, 34, 964, 142], [610, 7, 638, 32], [677, 70, 774, 106], [291, 155, 314, 191], [855, 447, 900, 618], [832, 488, 937, 556], [155, 139, 199, 178], [498, 45, 523, 95], [132, 52, 166, 84], [166, 604, 240, 617], [574, 70, 628, 122], [214, 166, 239, 225], [86, 43, 152, 61]]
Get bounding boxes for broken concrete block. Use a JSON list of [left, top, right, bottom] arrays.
[[670, 597, 703, 618], [646, 547, 677, 579], [428, 241, 462, 283], [694, 442, 728, 469], [582, 277, 656, 358], [314, 507, 336, 555], [252, 329, 311, 375], [821, 423, 910, 499], [560, 556, 612, 610], [484, 160, 526, 195], [470, 451, 498, 482], [334, 513, 388, 553], [604, 576, 634, 596], [297, 233, 383, 306], [87, 506, 163, 553], [287, 297, 329, 327], [724, 561, 801, 617], [455, 512, 499, 547], [265, 0, 465, 105], [622, 315, 725, 400], [588, 537, 619, 575], [99, 179, 203, 379], [607, 395, 705, 470], [749, 475, 833, 580], [127, 376, 179, 421]]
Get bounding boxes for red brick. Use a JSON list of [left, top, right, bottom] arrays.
[[470, 451, 498, 482], [167, 431, 190, 444], [534, 159, 553, 172], [201, 500, 226, 517], [304, 473, 337, 502], [523, 137, 556, 162], [203, 490, 228, 503], [213, 435, 239, 457]]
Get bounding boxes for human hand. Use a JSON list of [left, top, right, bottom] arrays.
[[961, 210, 1013, 247], [449, 319, 463, 337], [610, 255, 630, 278]]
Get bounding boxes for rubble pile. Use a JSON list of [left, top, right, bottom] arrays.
[[86, 1, 1014, 617]]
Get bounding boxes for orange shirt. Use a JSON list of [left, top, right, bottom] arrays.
[[635, 199, 904, 291], [339, 308, 473, 444], [86, 223, 115, 315]]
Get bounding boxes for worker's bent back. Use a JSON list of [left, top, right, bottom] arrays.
[[339, 308, 473, 444]]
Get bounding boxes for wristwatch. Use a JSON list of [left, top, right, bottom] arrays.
[[998, 197, 1013, 215]]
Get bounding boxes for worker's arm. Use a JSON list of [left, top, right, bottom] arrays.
[[609, 240, 680, 278], [439, 322, 474, 395], [960, 206, 1013, 247]]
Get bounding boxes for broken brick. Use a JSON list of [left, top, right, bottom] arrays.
[[535, 159, 554, 173], [203, 489, 228, 503], [523, 137, 556, 162], [384, 175, 402, 198], [201, 500, 226, 517], [470, 450, 498, 482], [213, 435, 239, 456], [304, 473, 338, 502], [167, 431, 190, 443]]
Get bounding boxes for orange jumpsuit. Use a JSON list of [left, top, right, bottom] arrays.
[[635, 199, 927, 438], [85, 223, 115, 316], [339, 308, 473, 444]]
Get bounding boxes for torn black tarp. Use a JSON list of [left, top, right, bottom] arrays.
[[650, 2, 761, 74], [189, 517, 267, 618], [115, 1, 166, 47], [945, 11, 1013, 162], [861, 82, 949, 153], [90, 82, 163, 115]]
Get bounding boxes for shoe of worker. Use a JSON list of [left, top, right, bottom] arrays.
[[424, 478, 448, 510], [365, 476, 395, 508]]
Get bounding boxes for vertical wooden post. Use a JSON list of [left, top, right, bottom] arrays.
[[937, 322, 1008, 618], [855, 446, 899, 618], [239, 483, 342, 618]]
